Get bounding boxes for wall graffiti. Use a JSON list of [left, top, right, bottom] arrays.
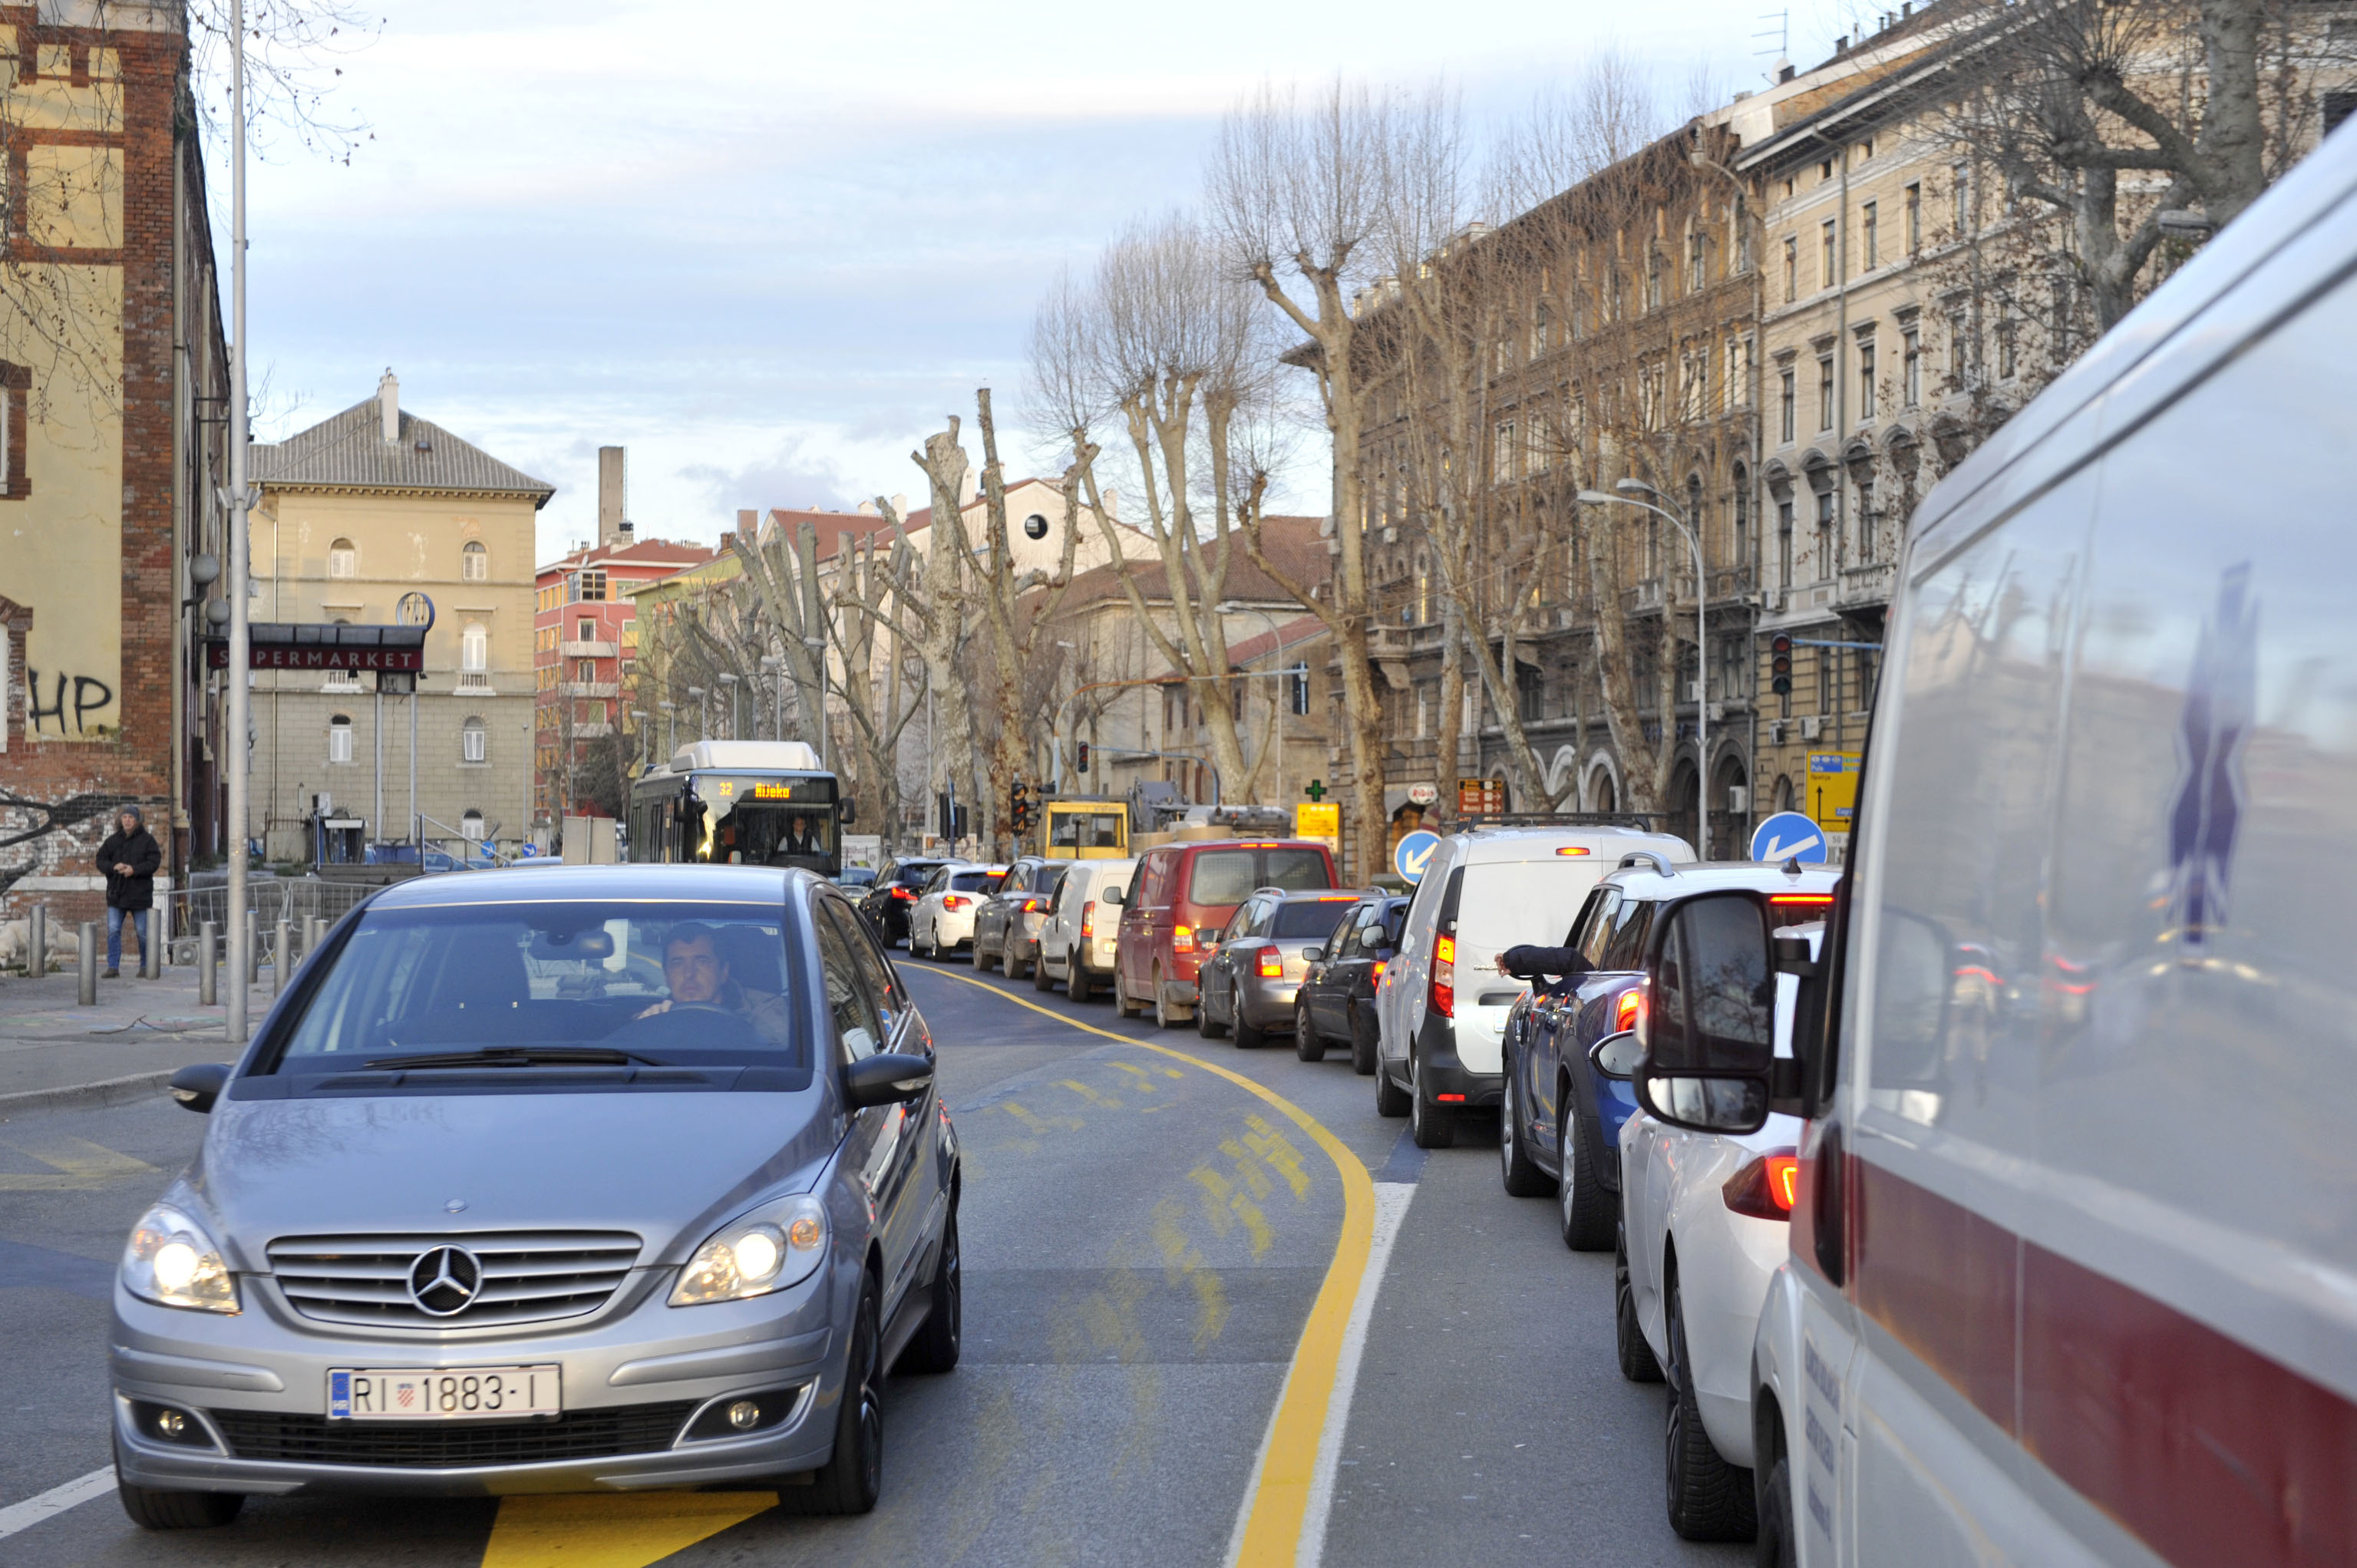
[[0, 787, 131, 897], [25, 670, 115, 738]]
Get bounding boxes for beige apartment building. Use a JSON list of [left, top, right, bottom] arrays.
[[247, 373, 553, 860]]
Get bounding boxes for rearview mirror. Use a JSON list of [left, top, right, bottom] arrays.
[[1588, 1030, 1642, 1081], [843, 1051, 934, 1109], [1634, 891, 1776, 1134], [169, 1062, 231, 1114]]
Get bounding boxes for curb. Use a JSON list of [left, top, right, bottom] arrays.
[[0, 1070, 175, 1119]]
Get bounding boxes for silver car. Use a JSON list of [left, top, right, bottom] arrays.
[[110, 865, 959, 1527]]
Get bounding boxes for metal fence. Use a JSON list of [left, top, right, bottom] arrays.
[[159, 879, 376, 966]]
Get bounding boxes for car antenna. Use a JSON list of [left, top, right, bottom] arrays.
[[1783, 857, 1804, 877]]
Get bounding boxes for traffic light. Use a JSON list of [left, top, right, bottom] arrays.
[[1009, 780, 1031, 834], [1770, 634, 1793, 696], [1075, 741, 1091, 774]]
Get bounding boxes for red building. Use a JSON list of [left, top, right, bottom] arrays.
[[533, 447, 712, 826]]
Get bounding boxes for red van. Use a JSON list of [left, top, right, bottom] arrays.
[[1113, 838, 1338, 1028]]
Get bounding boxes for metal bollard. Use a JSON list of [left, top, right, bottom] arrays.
[[141, 914, 160, 979], [78, 921, 98, 1005], [271, 919, 289, 998], [28, 903, 44, 976], [246, 911, 260, 985], [199, 919, 218, 1007], [305, 916, 328, 965]]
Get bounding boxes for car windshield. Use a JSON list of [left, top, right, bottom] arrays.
[[264, 900, 807, 1074], [1273, 900, 1355, 939]]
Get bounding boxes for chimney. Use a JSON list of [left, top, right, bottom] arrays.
[[597, 447, 627, 546], [378, 368, 399, 443], [890, 493, 908, 519], [719, 530, 736, 553]]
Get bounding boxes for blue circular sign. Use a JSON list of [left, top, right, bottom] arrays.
[[1394, 829, 1442, 883], [1749, 811, 1828, 865]]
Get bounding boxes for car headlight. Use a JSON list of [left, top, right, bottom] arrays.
[[670, 1193, 828, 1306], [121, 1203, 239, 1314]]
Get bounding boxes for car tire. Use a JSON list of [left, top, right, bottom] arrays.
[[1114, 970, 1141, 1018], [1154, 968, 1187, 1029], [115, 1454, 243, 1530], [1408, 1049, 1456, 1149], [900, 1208, 962, 1375], [1295, 1002, 1325, 1062], [1756, 1450, 1799, 1568], [1375, 1056, 1410, 1117], [1559, 1100, 1614, 1252], [1197, 984, 1228, 1038], [1349, 1007, 1378, 1075], [787, 1273, 885, 1516], [1232, 986, 1266, 1048], [1068, 956, 1094, 1005], [1032, 949, 1056, 991], [1499, 1071, 1551, 1196], [1616, 1220, 1665, 1383], [1008, 942, 1033, 981], [975, 933, 999, 973], [1665, 1271, 1758, 1541]]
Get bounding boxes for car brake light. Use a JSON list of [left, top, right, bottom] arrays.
[[1431, 934, 1455, 1018], [1081, 900, 1097, 939], [1256, 946, 1282, 978], [1555, 846, 1592, 857], [1769, 894, 1835, 909], [942, 895, 969, 913], [1723, 1151, 1801, 1221], [1372, 959, 1386, 980], [1614, 988, 1642, 1035], [892, 886, 916, 900], [1022, 897, 1043, 913], [1173, 925, 1195, 954]]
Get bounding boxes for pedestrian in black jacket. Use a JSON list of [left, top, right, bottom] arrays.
[[97, 805, 161, 979]]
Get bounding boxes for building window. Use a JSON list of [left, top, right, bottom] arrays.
[[462, 622, 488, 673], [1646, 249, 1662, 310], [462, 715, 487, 764], [328, 714, 353, 764], [1780, 368, 1797, 444], [1733, 196, 1751, 273], [1951, 164, 1970, 236], [1949, 309, 1972, 389], [1821, 220, 1837, 291], [1860, 201, 1877, 270], [1817, 354, 1835, 431], [576, 659, 596, 683], [1904, 183, 1922, 253], [1731, 464, 1751, 566], [1777, 500, 1794, 592], [577, 618, 596, 642], [1903, 327, 1922, 406], [1858, 340, 1877, 421], [1818, 643, 1834, 713], [573, 569, 607, 602], [1857, 479, 1877, 565], [328, 538, 357, 579], [1782, 237, 1797, 303], [1997, 303, 2018, 379], [1531, 309, 1550, 358], [1494, 421, 1517, 482], [1814, 490, 1834, 579], [461, 807, 484, 840], [1688, 229, 1706, 292], [461, 540, 487, 582]]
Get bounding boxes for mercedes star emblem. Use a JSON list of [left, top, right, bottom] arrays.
[[408, 1245, 484, 1316]]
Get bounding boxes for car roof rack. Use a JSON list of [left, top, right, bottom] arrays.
[[1617, 850, 1679, 876], [1457, 810, 1669, 831]]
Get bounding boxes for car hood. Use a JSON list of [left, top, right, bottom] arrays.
[[187, 1091, 837, 1273]]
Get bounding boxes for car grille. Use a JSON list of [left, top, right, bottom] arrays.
[[267, 1230, 642, 1329], [210, 1401, 697, 1467]]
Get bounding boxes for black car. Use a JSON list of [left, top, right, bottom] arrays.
[[861, 857, 956, 946], [972, 857, 1067, 980], [1294, 893, 1408, 1071]]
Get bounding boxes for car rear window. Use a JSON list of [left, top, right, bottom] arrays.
[[1272, 900, 1355, 939], [1187, 847, 1332, 903], [1455, 859, 1611, 955], [893, 862, 944, 886], [949, 870, 1003, 893]]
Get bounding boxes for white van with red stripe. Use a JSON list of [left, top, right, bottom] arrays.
[[1631, 127, 2357, 1566]]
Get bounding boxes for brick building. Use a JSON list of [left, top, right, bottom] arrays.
[[0, 2, 232, 923]]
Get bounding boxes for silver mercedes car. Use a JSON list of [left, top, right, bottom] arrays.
[[109, 864, 959, 1527]]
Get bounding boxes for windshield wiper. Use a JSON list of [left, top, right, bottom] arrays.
[[361, 1046, 668, 1071]]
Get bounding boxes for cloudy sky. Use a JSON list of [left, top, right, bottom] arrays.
[[233, 0, 1836, 563]]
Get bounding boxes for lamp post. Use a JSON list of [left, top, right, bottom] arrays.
[[223, 0, 253, 1041], [716, 672, 740, 740], [1577, 481, 1711, 857], [687, 685, 707, 743], [629, 710, 649, 771], [658, 700, 676, 759]]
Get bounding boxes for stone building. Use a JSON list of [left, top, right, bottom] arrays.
[[0, 2, 232, 921], [246, 373, 552, 860]]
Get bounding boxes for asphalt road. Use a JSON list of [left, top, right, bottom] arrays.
[[0, 946, 1746, 1567]]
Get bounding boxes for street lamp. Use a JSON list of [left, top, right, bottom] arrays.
[[716, 672, 741, 740], [1577, 481, 1712, 857], [687, 685, 707, 743], [629, 709, 649, 769], [658, 700, 677, 759]]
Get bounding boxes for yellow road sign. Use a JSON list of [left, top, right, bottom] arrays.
[[1295, 803, 1339, 842], [1807, 752, 1863, 832]]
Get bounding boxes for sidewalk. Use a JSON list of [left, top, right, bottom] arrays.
[[0, 962, 286, 1114]]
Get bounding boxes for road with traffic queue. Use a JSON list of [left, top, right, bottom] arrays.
[[0, 950, 1737, 1568]]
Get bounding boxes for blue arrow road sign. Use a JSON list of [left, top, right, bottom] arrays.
[[1750, 811, 1828, 864], [1395, 829, 1441, 883]]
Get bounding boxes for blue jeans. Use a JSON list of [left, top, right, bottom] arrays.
[[107, 907, 148, 972]]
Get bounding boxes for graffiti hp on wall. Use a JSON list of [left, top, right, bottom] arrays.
[[25, 670, 117, 738]]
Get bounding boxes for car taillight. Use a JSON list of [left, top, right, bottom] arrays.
[[1256, 946, 1282, 979], [1173, 925, 1195, 954], [892, 886, 916, 900], [1022, 897, 1043, 913], [1614, 987, 1643, 1035], [1372, 959, 1386, 981], [942, 895, 969, 912], [1723, 1151, 1801, 1221], [1081, 900, 1097, 939], [1431, 934, 1455, 1018]]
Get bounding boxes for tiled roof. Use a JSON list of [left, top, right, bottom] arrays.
[[537, 536, 716, 578], [253, 398, 556, 506]]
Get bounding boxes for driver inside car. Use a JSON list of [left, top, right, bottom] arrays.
[[635, 923, 791, 1042]]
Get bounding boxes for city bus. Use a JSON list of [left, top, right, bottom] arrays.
[[628, 740, 847, 873]]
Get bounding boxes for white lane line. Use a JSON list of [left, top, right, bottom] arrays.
[[0, 1466, 114, 1541], [1299, 1179, 1417, 1568]]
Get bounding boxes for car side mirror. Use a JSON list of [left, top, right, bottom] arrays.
[[843, 1051, 933, 1109], [169, 1061, 231, 1114], [1303, 946, 1325, 963], [1587, 1030, 1642, 1081], [1633, 891, 1778, 1134], [1103, 886, 1124, 906], [838, 799, 857, 825]]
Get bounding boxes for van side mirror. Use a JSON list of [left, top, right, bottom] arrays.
[[1102, 886, 1124, 906], [1633, 891, 1777, 1134], [838, 799, 857, 825]]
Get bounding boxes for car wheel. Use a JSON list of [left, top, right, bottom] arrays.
[[1154, 968, 1187, 1029], [1665, 1271, 1758, 1541], [975, 933, 999, 972], [1349, 1006, 1378, 1075], [1559, 1097, 1614, 1250], [1067, 955, 1094, 1004], [1375, 1054, 1411, 1117], [1009, 941, 1033, 981], [1114, 969, 1141, 1018], [115, 1453, 243, 1530], [900, 1207, 962, 1375], [1616, 1220, 1665, 1382], [1499, 1071, 1551, 1197], [787, 1273, 884, 1516], [1756, 1449, 1799, 1568], [1232, 986, 1266, 1049], [1197, 981, 1227, 1037], [1032, 947, 1055, 992], [1408, 1048, 1456, 1149], [1295, 1002, 1325, 1062]]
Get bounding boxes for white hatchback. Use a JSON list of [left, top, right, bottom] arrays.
[[1033, 858, 1135, 1002], [907, 864, 1007, 959]]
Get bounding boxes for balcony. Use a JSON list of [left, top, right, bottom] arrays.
[[561, 639, 618, 659], [560, 681, 620, 699], [1837, 562, 1896, 609]]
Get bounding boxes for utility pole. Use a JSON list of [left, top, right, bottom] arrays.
[[223, 0, 252, 1041]]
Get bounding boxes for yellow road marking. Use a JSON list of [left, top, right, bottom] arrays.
[[919, 966, 1377, 1568], [0, 1133, 158, 1190], [480, 1491, 776, 1567]]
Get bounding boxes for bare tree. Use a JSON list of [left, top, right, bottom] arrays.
[[909, 422, 979, 846]]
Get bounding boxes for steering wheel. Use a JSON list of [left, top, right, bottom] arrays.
[[661, 1002, 734, 1015]]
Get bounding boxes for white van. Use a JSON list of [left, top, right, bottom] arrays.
[[1035, 857, 1136, 1003], [1629, 129, 2357, 1566], [1375, 824, 1693, 1148]]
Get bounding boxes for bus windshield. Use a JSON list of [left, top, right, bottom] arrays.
[[683, 774, 837, 868]]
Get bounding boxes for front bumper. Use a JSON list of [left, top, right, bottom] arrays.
[[111, 1259, 847, 1497]]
